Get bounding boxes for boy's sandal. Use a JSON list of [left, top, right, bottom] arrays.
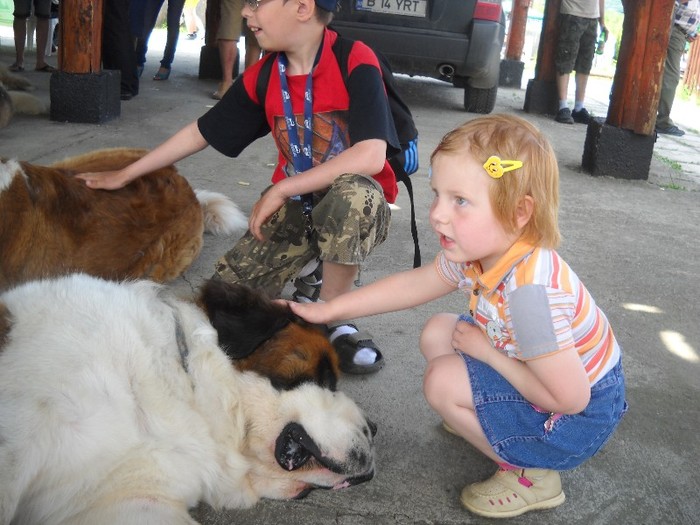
[[328, 323, 384, 375], [35, 64, 57, 72], [9, 63, 24, 72], [291, 264, 323, 303]]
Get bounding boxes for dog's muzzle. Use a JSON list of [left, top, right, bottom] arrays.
[[275, 421, 375, 476]]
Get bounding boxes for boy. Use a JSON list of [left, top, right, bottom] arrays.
[[78, 0, 401, 374]]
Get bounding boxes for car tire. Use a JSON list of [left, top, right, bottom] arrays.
[[463, 85, 497, 114]]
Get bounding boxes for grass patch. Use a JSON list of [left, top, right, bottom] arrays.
[[655, 155, 683, 171]]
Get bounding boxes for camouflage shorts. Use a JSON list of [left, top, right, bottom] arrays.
[[214, 173, 391, 297], [555, 14, 598, 75]]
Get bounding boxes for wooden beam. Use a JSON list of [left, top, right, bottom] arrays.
[[505, 0, 530, 61], [58, 0, 103, 73], [608, 0, 675, 134], [533, 0, 560, 82]]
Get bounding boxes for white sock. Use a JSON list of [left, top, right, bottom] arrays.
[[329, 324, 378, 365], [574, 101, 584, 111], [559, 100, 568, 110]]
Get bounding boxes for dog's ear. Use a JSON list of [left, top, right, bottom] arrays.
[[199, 280, 292, 359]]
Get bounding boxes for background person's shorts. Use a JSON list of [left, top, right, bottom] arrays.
[[555, 14, 598, 75], [13, 0, 52, 19], [217, 0, 243, 40], [214, 173, 391, 297]]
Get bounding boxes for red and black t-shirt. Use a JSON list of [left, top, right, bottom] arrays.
[[197, 28, 400, 203]]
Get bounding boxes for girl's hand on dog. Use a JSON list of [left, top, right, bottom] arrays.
[[76, 170, 131, 190], [287, 300, 335, 325]]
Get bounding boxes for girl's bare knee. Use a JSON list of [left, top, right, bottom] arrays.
[[420, 313, 459, 361]]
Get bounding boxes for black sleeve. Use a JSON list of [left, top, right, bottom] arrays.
[[345, 64, 401, 160], [197, 78, 271, 158]]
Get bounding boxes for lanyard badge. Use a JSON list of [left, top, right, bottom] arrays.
[[277, 52, 316, 236]]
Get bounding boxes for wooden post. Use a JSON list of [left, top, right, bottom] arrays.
[[683, 39, 700, 94], [50, 0, 120, 123], [58, 0, 102, 73], [523, 0, 560, 113], [499, 0, 531, 87], [607, 0, 675, 134], [505, 0, 530, 61], [582, 0, 676, 179]]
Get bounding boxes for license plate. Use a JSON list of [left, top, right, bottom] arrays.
[[355, 0, 428, 17]]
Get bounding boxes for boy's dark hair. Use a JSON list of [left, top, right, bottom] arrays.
[[315, 0, 337, 24]]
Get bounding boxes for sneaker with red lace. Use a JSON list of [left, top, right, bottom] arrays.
[[460, 467, 565, 518]]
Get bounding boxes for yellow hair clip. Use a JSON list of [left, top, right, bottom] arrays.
[[483, 156, 523, 179]]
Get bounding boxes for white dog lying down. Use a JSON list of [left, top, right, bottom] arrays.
[[0, 274, 376, 525]]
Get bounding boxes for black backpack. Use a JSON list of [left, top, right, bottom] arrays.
[[255, 35, 421, 268]]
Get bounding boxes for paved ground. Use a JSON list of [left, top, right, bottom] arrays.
[[2, 32, 700, 525]]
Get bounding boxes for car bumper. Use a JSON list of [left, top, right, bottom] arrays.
[[331, 20, 504, 86]]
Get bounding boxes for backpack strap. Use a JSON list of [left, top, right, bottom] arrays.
[[333, 35, 421, 268], [389, 156, 422, 268], [255, 52, 278, 105]]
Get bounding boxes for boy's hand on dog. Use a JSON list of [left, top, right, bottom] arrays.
[[76, 170, 131, 190]]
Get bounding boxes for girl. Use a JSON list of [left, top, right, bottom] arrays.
[[289, 114, 627, 518]]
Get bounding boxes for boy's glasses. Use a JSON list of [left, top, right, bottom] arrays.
[[245, 0, 275, 11], [483, 156, 523, 179]]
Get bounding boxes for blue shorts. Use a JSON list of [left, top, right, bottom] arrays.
[[460, 353, 628, 470]]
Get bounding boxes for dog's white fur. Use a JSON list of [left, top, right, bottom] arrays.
[[0, 64, 48, 129], [0, 274, 375, 525]]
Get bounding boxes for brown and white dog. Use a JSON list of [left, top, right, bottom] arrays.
[[0, 274, 375, 524], [0, 148, 246, 290]]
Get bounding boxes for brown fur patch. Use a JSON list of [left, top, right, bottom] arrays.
[[235, 323, 340, 391], [197, 280, 340, 390], [0, 148, 204, 290]]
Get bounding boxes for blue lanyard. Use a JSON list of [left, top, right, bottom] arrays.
[[277, 52, 314, 176]]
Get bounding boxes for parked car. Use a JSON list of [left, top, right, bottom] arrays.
[[330, 0, 506, 114]]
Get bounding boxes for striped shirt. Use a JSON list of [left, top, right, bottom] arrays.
[[436, 240, 621, 386]]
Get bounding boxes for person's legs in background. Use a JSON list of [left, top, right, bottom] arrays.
[[183, 0, 203, 39], [11, 0, 54, 71], [11, 14, 27, 70], [213, 0, 242, 99], [154, 0, 187, 79], [656, 24, 687, 136], [103, 0, 140, 100], [133, 0, 164, 77]]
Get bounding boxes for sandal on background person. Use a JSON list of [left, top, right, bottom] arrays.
[[9, 63, 24, 72], [153, 67, 171, 81]]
